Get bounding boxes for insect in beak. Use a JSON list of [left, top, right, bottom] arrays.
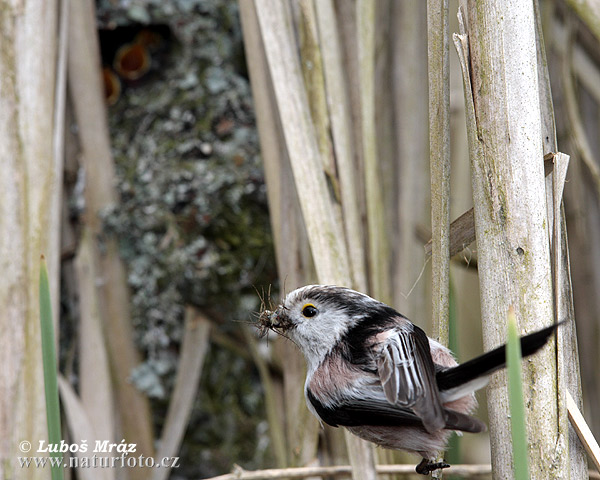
[[257, 306, 293, 338], [257, 309, 278, 335]]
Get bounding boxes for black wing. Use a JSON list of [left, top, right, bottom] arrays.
[[306, 388, 485, 433], [307, 388, 424, 428]]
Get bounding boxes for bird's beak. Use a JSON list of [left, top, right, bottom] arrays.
[[270, 308, 294, 332]]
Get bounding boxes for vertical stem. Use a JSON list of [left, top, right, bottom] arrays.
[[428, 1, 450, 476], [254, 0, 351, 286], [393, 0, 429, 317], [152, 308, 211, 480], [427, 0, 450, 347], [358, 0, 390, 302], [464, 1, 557, 477], [68, 0, 156, 471], [50, 0, 69, 327], [240, 0, 326, 469], [315, 0, 368, 292], [535, 2, 586, 475], [253, 1, 377, 478], [0, 1, 59, 475]]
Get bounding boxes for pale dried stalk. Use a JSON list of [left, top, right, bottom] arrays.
[[238, 0, 320, 468], [297, 0, 334, 179], [565, 0, 600, 43], [392, 0, 429, 317], [550, 164, 589, 479], [536, 1, 587, 475], [252, 1, 376, 478], [555, 14, 600, 439], [335, 2, 367, 264], [58, 376, 112, 480], [152, 307, 210, 480], [68, 0, 155, 471], [458, 2, 560, 478], [427, 0, 450, 350], [427, 1, 450, 475], [552, 17, 600, 105], [243, 328, 287, 468], [567, 391, 600, 473], [314, 0, 367, 292], [0, 1, 59, 476], [74, 228, 115, 475], [254, 0, 351, 286], [205, 463, 493, 480], [357, 0, 390, 302], [50, 0, 69, 325], [560, 24, 600, 198], [238, 0, 287, 272]]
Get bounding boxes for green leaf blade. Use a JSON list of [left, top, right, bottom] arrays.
[[39, 256, 64, 480], [506, 307, 530, 480]]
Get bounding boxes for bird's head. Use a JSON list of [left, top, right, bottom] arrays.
[[258, 285, 387, 367]]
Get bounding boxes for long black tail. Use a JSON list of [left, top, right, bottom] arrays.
[[436, 321, 562, 392]]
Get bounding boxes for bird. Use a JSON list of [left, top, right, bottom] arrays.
[[257, 284, 561, 475]]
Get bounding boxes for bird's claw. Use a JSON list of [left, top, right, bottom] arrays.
[[415, 458, 450, 475]]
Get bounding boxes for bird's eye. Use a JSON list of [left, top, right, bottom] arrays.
[[301, 304, 318, 318]]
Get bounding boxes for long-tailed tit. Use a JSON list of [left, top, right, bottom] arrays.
[[258, 284, 560, 475]]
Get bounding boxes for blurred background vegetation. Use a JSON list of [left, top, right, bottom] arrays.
[[72, 1, 279, 477], [2, 0, 600, 479]]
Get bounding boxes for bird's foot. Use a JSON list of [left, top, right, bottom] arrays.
[[415, 458, 450, 475]]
